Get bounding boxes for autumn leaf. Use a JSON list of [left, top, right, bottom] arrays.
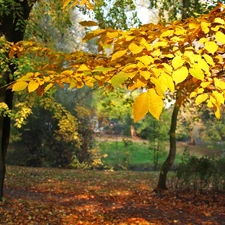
[[204, 41, 218, 54], [79, 21, 98, 27], [136, 55, 153, 66], [172, 56, 185, 70], [147, 89, 163, 120], [172, 67, 188, 84], [129, 42, 143, 54], [111, 72, 129, 88], [111, 50, 127, 61], [215, 31, 225, 44], [214, 17, 225, 24], [12, 81, 28, 91], [212, 90, 224, 105], [189, 68, 204, 81], [195, 93, 208, 105], [28, 80, 39, 93], [132, 92, 149, 122]]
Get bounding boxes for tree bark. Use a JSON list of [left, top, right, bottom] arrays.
[[0, 0, 33, 201], [156, 96, 181, 190]]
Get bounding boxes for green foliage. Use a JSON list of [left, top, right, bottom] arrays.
[[0, 0, 27, 31], [94, 0, 141, 30], [176, 149, 225, 191], [97, 140, 171, 171]]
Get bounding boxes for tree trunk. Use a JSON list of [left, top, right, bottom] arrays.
[[156, 97, 181, 190], [0, 0, 33, 201], [182, 0, 189, 20]]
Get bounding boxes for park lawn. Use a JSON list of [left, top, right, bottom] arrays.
[[97, 139, 222, 170], [1, 166, 225, 224], [97, 141, 185, 170]]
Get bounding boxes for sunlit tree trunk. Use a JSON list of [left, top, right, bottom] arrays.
[[0, 0, 33, 201]]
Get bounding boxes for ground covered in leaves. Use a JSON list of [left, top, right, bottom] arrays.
[[0, 166, 225, 224]]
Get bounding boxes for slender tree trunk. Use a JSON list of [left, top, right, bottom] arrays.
[[156, 97, 181, 190], [0, 85, 13, 199], [182, 0, 189, 20], [0, 0, 33, 201]]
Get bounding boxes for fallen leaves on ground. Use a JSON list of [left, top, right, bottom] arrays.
[[0, 166, 224, 224]]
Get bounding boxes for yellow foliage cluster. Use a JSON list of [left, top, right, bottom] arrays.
[[14, 103, 32, 128], [9, 3, 225, 122], [40, 97, 80, 145]]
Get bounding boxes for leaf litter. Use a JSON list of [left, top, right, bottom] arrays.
[[0, 166, 225, 224]]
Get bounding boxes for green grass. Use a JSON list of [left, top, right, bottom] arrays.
[[97, 141, 183, 170]]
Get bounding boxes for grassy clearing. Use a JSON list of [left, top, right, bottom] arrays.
[[97, 141, 182, 170], [96, 139, 222, 170]]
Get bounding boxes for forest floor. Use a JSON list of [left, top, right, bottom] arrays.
[[1, 166, 225, 225]]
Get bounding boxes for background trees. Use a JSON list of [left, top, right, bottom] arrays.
[[2, 0, 225, 201]]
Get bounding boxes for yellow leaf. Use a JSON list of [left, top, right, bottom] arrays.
[[172, 56, 185, 69], [158, 75, 168, 93], [136, 55, 153, 66], [126, 36, 135, 42], [214, 17, 225, 24], [201, 22, 210, 34], [163, 73, 174, 92], [215, 31, 225, 44], [197, 88, 204, 94], [190, 91, 197, 98], [184, 50, 194, 64], [79, 21, 98, 27], [83, 29, 106, 41], [151, 77, 164, 96], [200, 81, 211, 88], [129, 42, 143, 54], [214, 78, 221, 89], [189, 22, 199, 30], [93, 67, 115, 73], [162, 63, 173, 74], [172, 66, 188, 84], [153, 41, 168, 48], [111, 50, 127, 61], [195, 93, 208, 105], [214, 105, 221, 119], [160, 30, 174, 38], [220, 81, 225, 89], [151, 49, 161, 57], [140, 71, 151, 80], [122, 64, 137, 74], [111, 72, 129, 88], [189, 68, 204, 81], [106, 32, 119, 38], [128, 79, 146, 90], [132, 92, 149, 122], [198, 58, 209, 73], [44, 83, 53, 92], [199, 38, 208, 44], [61, 70, 74, 76], [77, 64, 90, 71], [210, 95, 216, 105], [12, 81, 28, 91], [28, 80, 39, 93], [204, 41, 218, 54], [203, 54, 215, 66], [213, 90, 224, 105], [174, 26, 186, 35], [207, 99, 214, 108], [148, 89, 163, 120], [215, 55, 223, 64]]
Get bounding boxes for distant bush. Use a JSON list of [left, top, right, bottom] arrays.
[[175, 148, 225, 191]]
